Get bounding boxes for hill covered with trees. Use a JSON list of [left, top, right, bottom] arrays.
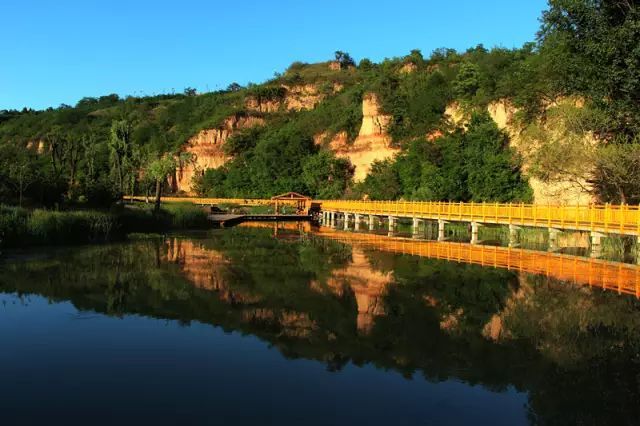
[[1, 0, 639, 208]]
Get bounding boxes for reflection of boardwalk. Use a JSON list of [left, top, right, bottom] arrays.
[[316, 228, 640, 298]]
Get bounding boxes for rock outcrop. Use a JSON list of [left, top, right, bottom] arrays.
[[172, 114, 264, 193], [317, 93, 399, 182], [245, 84, 326, 113], [444, 100, 596, 205]]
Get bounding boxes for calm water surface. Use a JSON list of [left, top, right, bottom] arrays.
[[1, 226, 639, 425]]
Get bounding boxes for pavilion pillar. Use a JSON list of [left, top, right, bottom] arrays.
[[354, 214, 362, 231], [344, 213, 351, 230]]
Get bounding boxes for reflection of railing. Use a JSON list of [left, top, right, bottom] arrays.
[[315, 228, 640, 298], [320, 200, 640, 235]]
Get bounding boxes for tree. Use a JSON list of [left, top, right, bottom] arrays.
[[108, 120, 133, 199], [453, 61, 481, 99], [226, 82, 243, 92], [145, 155, 176, 212], [334, 51, 355, 69], [539, 0, 640, 137], [591, 143, 640, 204], [183, 87, 197, 96], [302, 151, 353, 198], [356, 160, 401, 200], [7, 151, 38, 207]]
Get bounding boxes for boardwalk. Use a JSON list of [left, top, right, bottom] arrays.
[[125, 196, 640, 254]]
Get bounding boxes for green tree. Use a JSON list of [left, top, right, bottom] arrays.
[[540, 0, 640, 137], [302, 151, 353, 198], [108, 120, 133, 199]]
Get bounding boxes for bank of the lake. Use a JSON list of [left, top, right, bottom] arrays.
[[0, 203, 209, 249]]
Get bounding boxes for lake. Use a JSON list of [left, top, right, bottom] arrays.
[[1, 225, 639, 425]]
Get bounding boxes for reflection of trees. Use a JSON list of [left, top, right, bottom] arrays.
[[1, 228, 639, 424]]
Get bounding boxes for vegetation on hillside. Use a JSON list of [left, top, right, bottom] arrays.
[[1, 0, 639, 207]]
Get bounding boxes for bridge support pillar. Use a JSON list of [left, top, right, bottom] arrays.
[[508, 224, 520, 248], [590, 231, 604, 258], [548, 228, 560, 251], [368, 215, 376, 231], [344, 213, 351, 230], [471, 222, 481, 244], [388, 216, 397, 236], [412, 218, 424, 238], [438, 220, 447, 242]]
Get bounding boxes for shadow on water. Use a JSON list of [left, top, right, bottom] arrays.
[[0, 225, 639, 424]]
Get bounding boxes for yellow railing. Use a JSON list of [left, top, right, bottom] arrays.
[[315, 228, 640, 298], [124, 196, 295, 206], [124, 196, 640, 236], [320, 200, 640, 235]]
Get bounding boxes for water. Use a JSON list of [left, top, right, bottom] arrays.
[[1, 226, 639, 425]]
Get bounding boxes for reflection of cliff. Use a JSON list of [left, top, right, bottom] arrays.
[[164, 238, 318, 337], [318, 247, 392, 333]]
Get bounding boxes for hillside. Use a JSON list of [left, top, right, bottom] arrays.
[[1, 0, 639, 207]]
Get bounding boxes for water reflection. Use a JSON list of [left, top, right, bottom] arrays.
[[1, 227, 639, 424]]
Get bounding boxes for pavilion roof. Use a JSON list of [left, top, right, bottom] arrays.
[[270, 192, 311, 200]]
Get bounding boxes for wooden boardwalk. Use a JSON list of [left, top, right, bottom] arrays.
[[208, 214, 311, 227]]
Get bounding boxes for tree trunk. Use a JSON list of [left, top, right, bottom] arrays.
[[154, 179, 162, 213]]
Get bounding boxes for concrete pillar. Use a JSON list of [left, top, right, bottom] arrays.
[[548, 228, 560, 251], [412, 218, 423, 238], [368, 215, 376, 231], [590, 232, 604, 258], [470, 222, 480, 245], [508, 224, 519, 248], [354, 214, 361, 231], [344, 213, 351, 230], [387, 216, 397, 237], [438, 220, 446, 242]]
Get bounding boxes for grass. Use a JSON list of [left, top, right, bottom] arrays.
[[0, 205, 117, 248], [0, 202, 210, 249]]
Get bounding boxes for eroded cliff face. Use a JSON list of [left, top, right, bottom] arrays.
[[245, 84, 327, 113], [317, 93, 399, 182], [445, 100, 596, 205], [172, 114, 264, 194]]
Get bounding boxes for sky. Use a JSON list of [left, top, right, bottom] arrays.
[[0, 0, 549, 111]]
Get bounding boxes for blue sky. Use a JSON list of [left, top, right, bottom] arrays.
[[1, 0, 548, 110]]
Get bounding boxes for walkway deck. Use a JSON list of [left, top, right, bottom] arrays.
[[208, 214, 311, 227]]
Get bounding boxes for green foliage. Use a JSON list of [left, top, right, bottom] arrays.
[[539, 0, 640, 137], [301, 150, 353, 199], [357, 113, 532, 202]]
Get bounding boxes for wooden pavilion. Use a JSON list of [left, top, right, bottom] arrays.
[[271, 192, 311, 215]]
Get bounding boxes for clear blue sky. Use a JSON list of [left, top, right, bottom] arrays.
[[1, 0, 548, 110]]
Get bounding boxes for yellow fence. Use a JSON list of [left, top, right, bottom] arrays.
[[315, 228, 640, 298], [321, 200, 640, 235], [125, 196, 640, 236]]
